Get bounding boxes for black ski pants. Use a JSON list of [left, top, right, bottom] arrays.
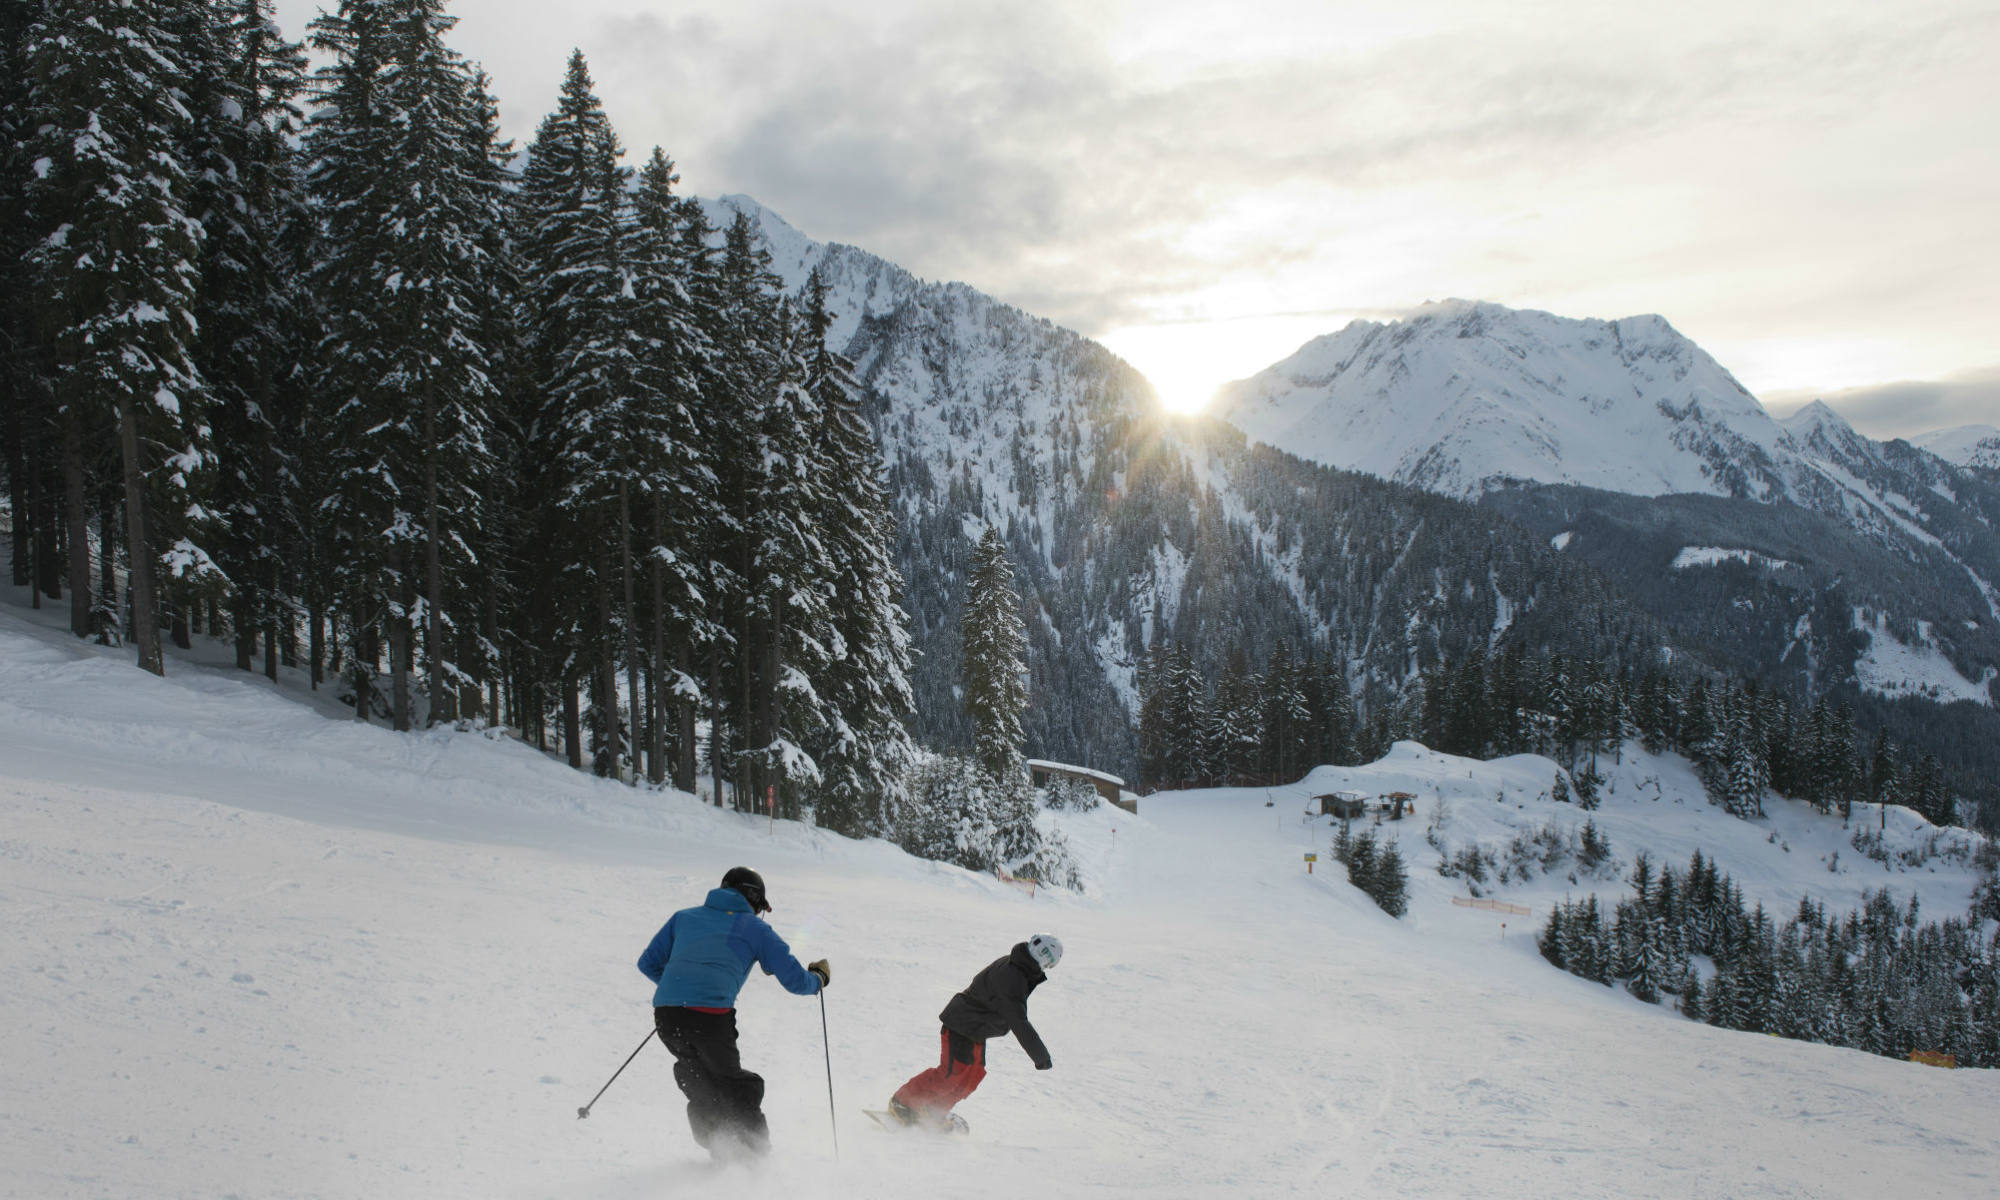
[[654, 1005, 769, 1158]]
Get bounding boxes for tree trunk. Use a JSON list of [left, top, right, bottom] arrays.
[[116, 394, 164, 675], [265, 563, 281, 681], [619, 481, 640, 786], [35, 454, 63, 601], [594, 548, 620, 778], [4, 389, 28, 587], [484, 593, 501, 726], [62, 412, 92, 637], [26, 458, 40, 609], [423, 401, 448, 725], [389, 615, 411, 731], [456, 624, 479, 721], [766, 595, 787, 819], [97, 502, 119, 644], [709, 643, 725, 807], [562, 676, 582, 769], [676, 642, 696, 792], [235, 588, 257, 671], [309, 595, 326, 690], [649, 496, 669, 786], [739, 604, 757, 813], [353, 603, 378, 723]]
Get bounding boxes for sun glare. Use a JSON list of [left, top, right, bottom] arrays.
[[1101, 315, 1346, 417]]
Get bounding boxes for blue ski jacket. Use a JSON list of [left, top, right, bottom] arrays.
[[637, 886, 823, 1008]]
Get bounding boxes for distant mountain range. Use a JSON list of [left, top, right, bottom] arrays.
[[705, 199, 1692, 772], [707, 197, 1997, 822], [1215, 300, 1791, 501], [1214, 300, 2000, 712], [1912, 424, 2000, 472]]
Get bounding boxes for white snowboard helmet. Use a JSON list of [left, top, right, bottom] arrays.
[[1027, 933, 1063, 972]]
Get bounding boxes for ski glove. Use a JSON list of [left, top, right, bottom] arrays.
[[808, 959, 831, 988]]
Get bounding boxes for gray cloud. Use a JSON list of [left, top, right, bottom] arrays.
[[273, 0, 2000, 391], [582, 2, 1994, 341], [1766, 369, 2000, 441]]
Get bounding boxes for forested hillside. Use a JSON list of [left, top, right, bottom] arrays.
[[1, 2, 911, 835]]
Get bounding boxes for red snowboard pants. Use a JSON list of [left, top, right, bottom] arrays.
[[892, 1027, 986, 1116]]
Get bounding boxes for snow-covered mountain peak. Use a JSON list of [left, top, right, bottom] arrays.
[[1215, 300, 1782, 500], [1780, 397, 1876, 463], [1912, 423, 2000, 471]]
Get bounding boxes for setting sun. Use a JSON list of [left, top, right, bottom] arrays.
[[1101, 313, 1347, 416]]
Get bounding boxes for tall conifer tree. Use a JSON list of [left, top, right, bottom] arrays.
[[962, 526, 1028, 782], [25, 0, 221, 674]]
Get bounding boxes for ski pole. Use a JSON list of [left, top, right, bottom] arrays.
[[819, 990, 839, 1158], [577, 1028, 655, 1119]]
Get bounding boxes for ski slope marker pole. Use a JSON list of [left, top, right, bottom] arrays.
[[819, 990, 839, 1158], [578, 1028, 655, 1119]]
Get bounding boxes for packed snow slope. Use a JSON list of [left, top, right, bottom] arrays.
[[4, 595, 1997, 1200]]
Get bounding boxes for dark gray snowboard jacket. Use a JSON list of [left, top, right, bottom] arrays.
[[939, 942, 1051, 1069]]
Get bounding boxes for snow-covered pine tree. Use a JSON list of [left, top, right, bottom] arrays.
[[2, 0, 54, 604], [627, 147, 716, 789], [447, 66, 519, 726], [698, 210, 785, 807], [1311, 657, 1358, 767], [24, 0, 223, 675], [1679, 968, 1704, 1021], [518, 49, 644, 775], [1539, 904, 1567, 969], [1372, 838, 1409, 917], [386, 2, 510, 729], [1724, 701, 1768, 818], [306, 0, 504, 729], [1206, 647, 1259, 785], [734, 295, 840, 814], [186, 0, 309, 679], [1911, 754, 1952, 828], [895, 752, 994, 872], [796, 265, 914, 836], [1136, 639, 1174, 789], [961, 526, 1028, 784], [1165, 644, 1208, 785], [1346, 829, 1379, 900], [1259, 640, 1312, 781], [1628, 915, 1664, 1003]]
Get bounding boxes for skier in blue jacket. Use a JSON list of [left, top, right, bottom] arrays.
[[637, 866, 829, 1160]]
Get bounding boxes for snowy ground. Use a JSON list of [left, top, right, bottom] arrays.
[[4, 592, 1997, 1200]]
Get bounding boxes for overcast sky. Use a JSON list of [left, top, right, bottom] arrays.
[[273, 0, 2000, 435]]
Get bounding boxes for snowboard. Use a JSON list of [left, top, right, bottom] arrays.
[[862, 1108, 969, 1135]]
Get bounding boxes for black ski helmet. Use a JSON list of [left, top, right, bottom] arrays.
[[721, 866, 770, 914]]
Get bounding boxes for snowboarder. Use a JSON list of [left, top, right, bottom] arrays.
[[886, 934, 1061, 1131], [637, 866, 830, 1161]]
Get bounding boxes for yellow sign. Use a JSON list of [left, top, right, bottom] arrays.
[[1303, 853, 1318, 862]]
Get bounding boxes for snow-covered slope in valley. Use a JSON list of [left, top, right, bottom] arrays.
[[1852, 610, 1998, 706], [1912, 423, 2000, 471], [1213, 300, 1790, 500], [7, 596, 1999, 1200]]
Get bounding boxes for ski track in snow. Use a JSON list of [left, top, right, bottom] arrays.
[[2, 596, 1997, 1199]]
